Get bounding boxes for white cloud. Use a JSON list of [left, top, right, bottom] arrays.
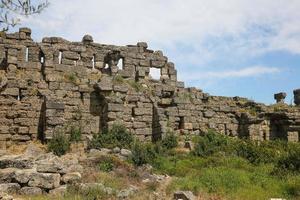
[[181, 66, 280, 80], [18, 0, 299, 75], [22, 0, 300, 52]]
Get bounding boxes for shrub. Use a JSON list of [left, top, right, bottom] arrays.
[[89, 123, 134, 149], [192, 130, 234, 157], [161, 131, 178, 149], [47, 132, 70, 156], [69, 126, 82, 142], [99, 157, 114, 172], [131, 141, 157, 166], [276, 144, 300, 174], [236, 140, 289, 165]]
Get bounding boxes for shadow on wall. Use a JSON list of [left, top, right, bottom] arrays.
[[38, 99, 46, 142], [90, 91, 108, 133], [270, 119, 288, 141]]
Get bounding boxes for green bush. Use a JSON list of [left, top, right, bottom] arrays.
[[131, 141, 157, 166], [276, 144, 300, 174], [192, 130, 234, 157], [161, 131, 178, 149], [99, 157, 114, 172], [89, 123, 134, 149], [69, 126, 82, 142], [47, 132, 70, 156]]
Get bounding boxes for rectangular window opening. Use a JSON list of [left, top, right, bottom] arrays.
[[58, 51, 62, 64], [149, 68, 161, 80], [92, 55, 95, 69], [117, 58, 123, 70], [25, 47, 29, 62]]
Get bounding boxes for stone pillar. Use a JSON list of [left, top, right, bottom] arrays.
[[274, 92, 286, 103], [293, 89, 300, 106]]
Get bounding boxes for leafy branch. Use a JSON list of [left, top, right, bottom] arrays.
[[0, 0, 49, 31]]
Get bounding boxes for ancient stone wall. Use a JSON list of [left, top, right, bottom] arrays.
[[0, 28, 299, 148]]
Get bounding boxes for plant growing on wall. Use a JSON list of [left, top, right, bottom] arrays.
[[0, 0, 49, 31]]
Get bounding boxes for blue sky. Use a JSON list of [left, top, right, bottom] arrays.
[[9, 0, 300, 104]]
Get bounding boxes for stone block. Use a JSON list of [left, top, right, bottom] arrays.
[[61, 172, 81, 184], [133, 108, 152, 116], [19, 187, 43, 195], [95, 76, 113, 91], [28, 173, 61, 189], [0, 183, 20, 194], [108, 103, 124, 112]]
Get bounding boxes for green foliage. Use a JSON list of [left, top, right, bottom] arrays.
[[89, 123, 134, 149], [47, 131, 70, 156], [113, 75, 125, 84], [131, 141, 157, 166], [192, 130, 235, 157], [65, 73, 79, 85], [67, 184, 109, 200], [127, 80, 143, 92], [69, 126, 82, 142], [0, 0, 49, 31], [276, 144, 300, 174], [161, 131, 178, 149], [99, 157, 114, 172]]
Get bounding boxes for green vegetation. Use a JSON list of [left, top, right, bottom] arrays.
[[161, 131, 178, 150], [149, 130, 300, 200], [47, 131, 70, 156], [69, 126, 82, 142], [99, 157, 114, 172], [64, 73, 80, 85], [46, 125, 300, 199], [113, 74, 125, 84], [48, 125, 82, 156], [127, 80, 143, 92], [90, 123, 134, 149]]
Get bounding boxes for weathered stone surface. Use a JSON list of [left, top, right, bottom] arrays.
[[0, 168, 16, 183], [82, 35, 93, 44], [274, 92, 287, 103], [49, 185, 67, 196], [14, 169, 35, 184], [120, 149, 132, 157], [0, 183, 20, 194], [61, 172, 81, 184], [28, 173, 60, 189], [19, 187, 42, 195], [294, 89, 300, 106], [0, 192, 14, 200], [174, 191, 196, 200]]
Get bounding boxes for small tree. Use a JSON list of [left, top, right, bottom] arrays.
[[0, 0, 49, 31]]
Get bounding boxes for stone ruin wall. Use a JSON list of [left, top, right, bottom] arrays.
[[0, 28, 299, 148]]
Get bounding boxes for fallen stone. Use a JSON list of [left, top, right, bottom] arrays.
[[19, 187, 42, 195], [120, 149, 132, 157], [0, 168, 16, 183], [174, 191, 196, 200], [0, 192, 14, 200], [0, 183, 20, 194], [14, 169, 36, 184], [61, 172, 81, 184], [28, 173, 60, 189], [49, 185, 67, 196]]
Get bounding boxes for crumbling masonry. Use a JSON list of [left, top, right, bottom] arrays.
[[0, 28, 299, 148]]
